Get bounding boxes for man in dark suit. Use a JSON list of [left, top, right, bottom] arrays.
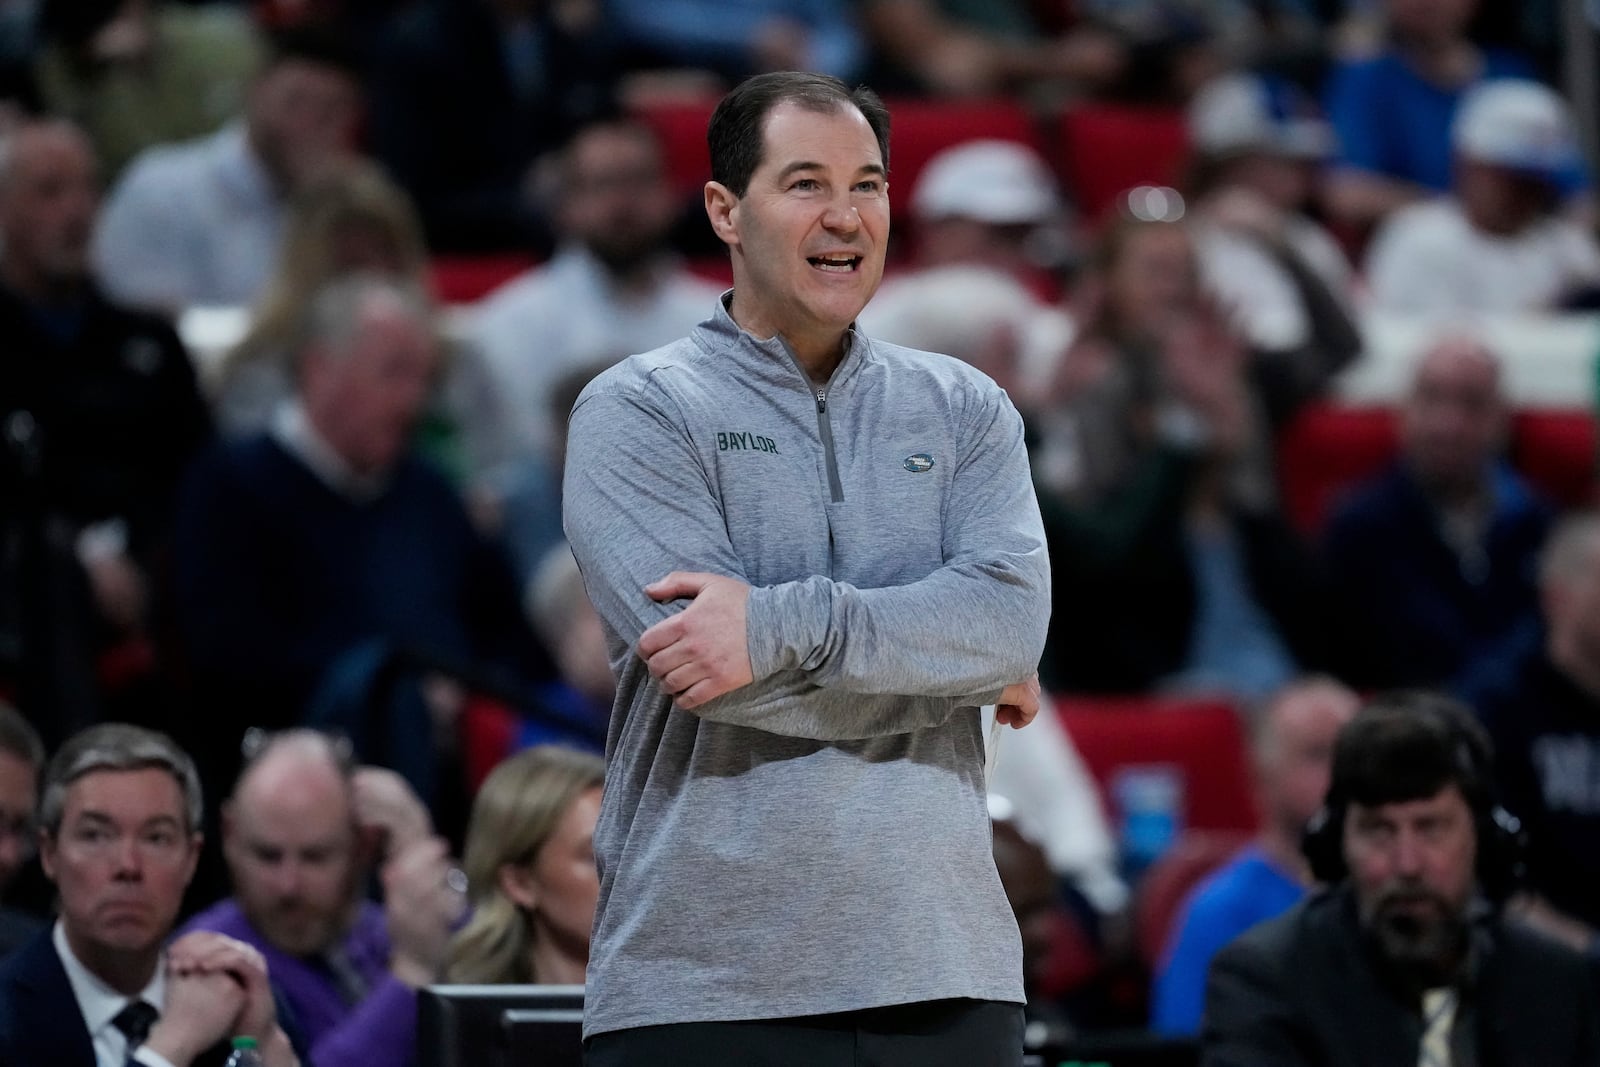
[[0, 723, 299, 1067], [1202, 691, 1600, 1067]]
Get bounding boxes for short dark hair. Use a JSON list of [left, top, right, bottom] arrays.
[[1327, 691, 1494, 814], [708, 71, 891, 198], [0, 702, 43, 771]]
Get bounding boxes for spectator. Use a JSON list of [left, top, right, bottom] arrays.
[[212, 162, 430, 439], [1202, 691, 1600, 1066], [92, 27, 362, 314], [859, 0, 1125, 98], [0, 723, 300, 1067], [171, 274, 545, 808], [1464, 511, 1600, 952], [0, 703, 44, 959], [1035, 216, 1333, 698], [1365, 79, 1600, 313], [1326, 337, 1551, 690], [365, 0, 620, 253], [445, 745, 604, 985], [1151, 675, 1359, 1036], [32, 0, 264, 182], [184, 729, 459, 1067], [468, 117, 722, 476], [1322, 0, 1557, 235], [989, 812, 1085, 1051], [609, 0, 866, 83], [1184, 70, 1360, 406], [0, 119, 212, 742], [519, 543, 613, 751]]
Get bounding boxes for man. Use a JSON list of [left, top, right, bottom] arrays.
[[1184, 70, 1360, 417], [0, 119, 212, 743], [184, 730, 460, 1067], [1322, 0, 1558, 234], [0, 703, 45, 958], [1152, 676, 1359, 1035], [1464, 511, 1600, 952], [92, 27, 362, 313], [468, 115, 722, 569], [1365, 79, 1600, 313], [0, 723, 299, 1067], [565, 71, 1050, 1064], [1326, 337, 1551, 690], [1202, 691, 1600, 1066], [172, 274, 544, 804]]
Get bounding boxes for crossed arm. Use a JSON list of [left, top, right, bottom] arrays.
[[564, 380, 1050, 739]]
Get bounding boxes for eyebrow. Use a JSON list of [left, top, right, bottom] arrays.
[[71, 811, 183, 831], [775, 160, 887, 183]]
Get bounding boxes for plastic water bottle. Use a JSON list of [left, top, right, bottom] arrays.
[[224, 1036, 265, 1067], [1112, 764, 1184, 882]]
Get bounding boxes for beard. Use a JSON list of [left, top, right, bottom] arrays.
[[1361, 886, 1471, 991]]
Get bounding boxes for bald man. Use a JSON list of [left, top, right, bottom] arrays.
[[180, 731, 460, 1067], [1152, 677, 1360, 1035], [1324, 336, 1551, 690]]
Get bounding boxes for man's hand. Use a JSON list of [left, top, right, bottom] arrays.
[[143, 969, 246, 1066], [995, 674, 1041, 729], [160, 932, 301, 1067], [638, 572, 754, 710], [352, 766, 433, 863], [383, 835, 463, 988]]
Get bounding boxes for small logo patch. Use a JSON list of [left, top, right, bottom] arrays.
[[903, 453, 934, 473], [717, 431, 780, 454]]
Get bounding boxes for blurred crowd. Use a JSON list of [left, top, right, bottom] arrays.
[[2, 0, 1600, 1063]]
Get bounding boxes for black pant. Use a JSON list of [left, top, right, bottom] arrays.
[[584, 998, 1024, 1067]]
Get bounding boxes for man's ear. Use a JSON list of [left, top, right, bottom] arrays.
[[704, 181, 740, 248]]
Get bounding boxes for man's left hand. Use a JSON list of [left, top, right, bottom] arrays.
[[639, 572, 755, 709]]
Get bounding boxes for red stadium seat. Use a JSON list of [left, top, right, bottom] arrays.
[[630, 95, 720, 197], [878, 96, 1044, 223], [1511, 409, 1597, 509], [1276, 402, 1401, 538], [1054, 695, 1260, 836], [1052, 104, 1190, 225], [429, 254, 538, 305]]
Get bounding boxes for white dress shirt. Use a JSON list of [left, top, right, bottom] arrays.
[[53, 921, 177, 1067]]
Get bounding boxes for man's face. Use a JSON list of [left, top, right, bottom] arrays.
[[1456, 159, 1551, 237], [0, 750, 37, 893], [712, 100, 889, 348], [302, 298, 438, 475], [248, 59, 360, 190], [1105, 222, 1197, 340], [0, 126, 99, 287], [1345, 786, 1478, 980], [224, 778, 359, 957], [39, 768, 199, 959], [1544, 536, 1600, 667], [1259, 688, 1356, 839], [559, 126, 678, 274], [1402, 342, 1505, 493], [1386, 0, 1476, 42]]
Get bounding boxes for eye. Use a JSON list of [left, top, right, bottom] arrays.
[[854, 179, 884, 194], [790, 178, 820, 192]]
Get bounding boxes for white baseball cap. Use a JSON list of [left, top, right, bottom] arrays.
[[1187, 72, 1335, 160], [910, 140, 1063, 225], [1452, 79, 1581, 179]]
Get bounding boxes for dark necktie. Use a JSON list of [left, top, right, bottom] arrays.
[[112, 999, 158, 1052]]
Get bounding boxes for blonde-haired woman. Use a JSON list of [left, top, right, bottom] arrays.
[[446, 745, 605, 985], [213, 161, 432, 435]]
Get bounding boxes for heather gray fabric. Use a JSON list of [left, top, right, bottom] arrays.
[[564, 295, 1051, 1038]]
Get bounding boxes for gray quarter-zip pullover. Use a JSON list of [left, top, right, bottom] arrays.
[[564, 294, 1051, 1037]]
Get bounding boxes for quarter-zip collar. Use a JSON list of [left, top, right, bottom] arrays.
[[691, 290, 872, 401]]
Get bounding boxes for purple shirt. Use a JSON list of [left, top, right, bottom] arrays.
[[181, 899, 416, 1067]]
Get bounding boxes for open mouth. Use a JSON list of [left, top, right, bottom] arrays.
[[807, 254, 862, 273]]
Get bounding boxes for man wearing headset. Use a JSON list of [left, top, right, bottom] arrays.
[[1201, 690, 1600, 1067]]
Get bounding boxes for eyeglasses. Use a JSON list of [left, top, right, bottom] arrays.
[[1118, 184, 1187, 223]]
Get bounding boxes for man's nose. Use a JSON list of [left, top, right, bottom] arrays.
[[821, 194, 861, 234]]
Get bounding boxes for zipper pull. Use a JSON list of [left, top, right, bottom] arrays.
[[816, 390, 827, 414]]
